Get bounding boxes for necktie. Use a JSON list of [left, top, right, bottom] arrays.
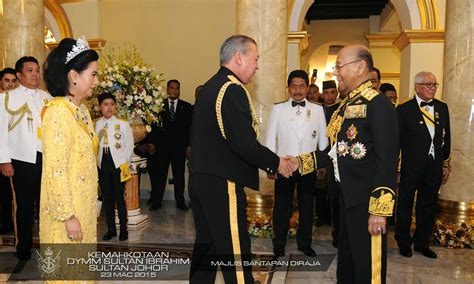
[[420, 101, 434, 107], [292, 101, 305, 107], [169, 101, 175, 122]]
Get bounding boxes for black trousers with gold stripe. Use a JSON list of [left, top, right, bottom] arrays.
[[337, 191, 387, 284], [189, 173, 253, 284]]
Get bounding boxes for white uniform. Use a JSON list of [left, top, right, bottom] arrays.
[[0, 85, 52, 164], [265, 99, 329, 156], [95, 115, 134, 169]]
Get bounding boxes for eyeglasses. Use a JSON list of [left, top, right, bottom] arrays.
[[332, 59, 362, 71], [416, 82, 439, 89]]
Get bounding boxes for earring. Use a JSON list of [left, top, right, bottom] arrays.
[[73, 81, 77, 85]]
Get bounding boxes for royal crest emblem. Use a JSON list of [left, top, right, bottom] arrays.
[[346, 124, 358, 141], [337, 140, 349, 157], [350, 142, 367, 160], [36, 247, 61, 277]]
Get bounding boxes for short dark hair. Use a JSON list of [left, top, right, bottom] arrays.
[[1, 67, 16, 79], [357, 49, 374, 72], [43, 38, 99, 97], [287, 70, 309, 87], [372, 67, 381, 80], [98, 92, 116, 104], [167, 79, 180, 88], [15, 56, 39, 73], [380, 83, 396, 94]]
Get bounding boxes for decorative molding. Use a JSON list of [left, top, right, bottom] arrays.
[[393, 29, 444, 51], [287, 31, 309, 51], [417, 0, 439, 30], [44, 0, 73, 38], [381, 72, 400, 79], [366, 33, 399, 49], [46, 38, 107, 51]]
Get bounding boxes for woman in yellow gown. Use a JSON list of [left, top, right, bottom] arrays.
[[39, 37, 99, 281]]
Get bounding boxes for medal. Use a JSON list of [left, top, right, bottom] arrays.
[[114, 132, 122, 140], [296, 105, 301, 116], [337, 140, 349, 157], [350, 142, 367, 160], [312, 130, 317, 139], [115, 142, 122, 149], [306, 109, 311, 119], [346, 124, 358, 141]]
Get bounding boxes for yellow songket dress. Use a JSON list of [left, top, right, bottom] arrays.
[[39, 98, 99, 282]]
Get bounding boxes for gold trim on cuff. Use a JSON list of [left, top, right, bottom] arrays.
[[297, 152, 317, 176], [369, 187, 395, 217]]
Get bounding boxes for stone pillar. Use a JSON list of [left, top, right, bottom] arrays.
[[437, 0, 474, 225], [393, 30, 444, 101], [236, 0, 288, 197], [287, 31, 309, 72], [1, 0, 46, 68]]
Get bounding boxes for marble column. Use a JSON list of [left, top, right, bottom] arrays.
[[438, 0, 474, 225], [236, 0, 288, 198], [1, 0, 46, 68]]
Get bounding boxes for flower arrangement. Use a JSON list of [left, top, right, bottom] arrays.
[[247, 211, 301, 238], [92, 44, 167, 125], [433, 220, 473, 249]]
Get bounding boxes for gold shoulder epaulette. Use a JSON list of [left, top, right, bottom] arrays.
[[361, 88, 380, 101], [308, 100, 322, 106], [274, 100, 287, 105]]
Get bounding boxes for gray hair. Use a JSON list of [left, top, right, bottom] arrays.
[[414, 71, 435, 83], [219, 35, 257, 65]]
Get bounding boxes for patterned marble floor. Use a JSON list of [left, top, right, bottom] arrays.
[[0, 199, 473, 283]]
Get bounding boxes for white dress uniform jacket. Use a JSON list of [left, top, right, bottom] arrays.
[[265, 99, 329, 156], [0, 85, 52, 164], [95, 115, 134, 169]]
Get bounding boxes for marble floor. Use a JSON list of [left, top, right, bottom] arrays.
[[0, 199, 473, 283]]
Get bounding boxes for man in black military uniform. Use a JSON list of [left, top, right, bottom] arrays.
[[327, 45, 398, 283], [395, 71, 451, 259], [188, 35, 320, 284]]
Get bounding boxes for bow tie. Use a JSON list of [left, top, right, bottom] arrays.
[[420, 101, 434, 107], [292, 101, 305, 107]]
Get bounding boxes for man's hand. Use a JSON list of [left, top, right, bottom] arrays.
[[0, 163, 14, 177], [368, 214, 386, 236], [442, 167, 450, 184], [278, 156, 299, 178], [317, 168, 327, 180]]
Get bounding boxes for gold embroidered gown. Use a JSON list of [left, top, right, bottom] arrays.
[[39, 98, 99, 282]]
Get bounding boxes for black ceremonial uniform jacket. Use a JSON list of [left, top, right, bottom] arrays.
[[327, 81, 399, 215], [397, 97, 450, 179], [188, 67, 280, 190]]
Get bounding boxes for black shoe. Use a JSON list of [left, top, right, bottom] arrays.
[[15, 252, 31, 261], [102, 231, 117, 241], [298, 247, 317, 257], [414, 246, 437, 258], [274, 246, 285, 257], [177, 204, 189, 211], [399, 247, 412, 257], [150, 204, 161, 211], [119, 230, 128, 241]]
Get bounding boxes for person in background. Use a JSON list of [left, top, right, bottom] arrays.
[[307, 83, 322, 103], [380, 83, 398, 106], [1, 68, 18, 92], [0, 56, 52, 261], [369, 67, 381, 90], [95, 92, 134, 241], [395, 72, 450, 259]]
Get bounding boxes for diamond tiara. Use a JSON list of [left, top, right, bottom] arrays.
[[65, 36, 91, 64]]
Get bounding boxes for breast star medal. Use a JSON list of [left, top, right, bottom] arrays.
[[114, 132, 122, 140], [350, 142, 367, 160], [296, 106, 301, 116], [337, 140, 349, 157], [346, 124, 358, 141], [115, 142, 122, 150]]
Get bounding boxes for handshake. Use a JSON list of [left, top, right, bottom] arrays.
[[268, 156, 299, 179]]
